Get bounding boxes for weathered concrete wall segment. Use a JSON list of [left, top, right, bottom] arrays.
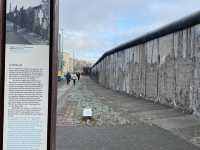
[[91, 13, 200, 116]]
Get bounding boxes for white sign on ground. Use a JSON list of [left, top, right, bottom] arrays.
[[83, 108, 93, 117]]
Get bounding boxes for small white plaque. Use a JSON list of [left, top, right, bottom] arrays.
[[83, 108, 92, 117]]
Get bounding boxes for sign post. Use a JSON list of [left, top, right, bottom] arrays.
[[0, 0, 58, 149]]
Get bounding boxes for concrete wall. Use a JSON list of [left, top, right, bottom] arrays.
[[91, 23, 200, 116]]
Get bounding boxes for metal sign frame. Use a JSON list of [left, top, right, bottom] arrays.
[[0, 0, 58, 149]]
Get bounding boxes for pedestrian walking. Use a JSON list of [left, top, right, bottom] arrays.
[[76, 72, 81, 80], [65, 72, 71, 85], [71, 73, 77, 86]]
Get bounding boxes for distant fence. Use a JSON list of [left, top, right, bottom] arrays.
[[91, 12, 200, 116]]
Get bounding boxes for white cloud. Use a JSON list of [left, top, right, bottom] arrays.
[[63, 30, 111, 51]]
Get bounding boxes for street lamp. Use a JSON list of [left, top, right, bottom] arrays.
[[73, 49, 75, 73], [9, 0, 12, 12], [61, 28, 64, 74]]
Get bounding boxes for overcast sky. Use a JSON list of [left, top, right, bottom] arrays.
[[60, 0, 200, 63]]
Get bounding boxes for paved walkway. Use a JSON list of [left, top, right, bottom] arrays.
[[56, 76, 200, 150]]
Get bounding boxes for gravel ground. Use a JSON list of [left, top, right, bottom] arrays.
[[56, 76, 200, 149]]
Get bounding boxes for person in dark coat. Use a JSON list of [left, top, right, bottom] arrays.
[[66, 72, 71, 85], [76, 72, 81, 80]]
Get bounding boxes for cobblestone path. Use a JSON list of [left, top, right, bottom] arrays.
[[57, 77, 134, 127]]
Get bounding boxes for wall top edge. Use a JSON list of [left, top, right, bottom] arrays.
[[91, 11, 200, 69]]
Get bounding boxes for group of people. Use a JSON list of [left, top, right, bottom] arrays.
[[65, 72, 81, 86]]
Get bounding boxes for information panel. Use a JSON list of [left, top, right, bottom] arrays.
[[3, 0, 50, 149]]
